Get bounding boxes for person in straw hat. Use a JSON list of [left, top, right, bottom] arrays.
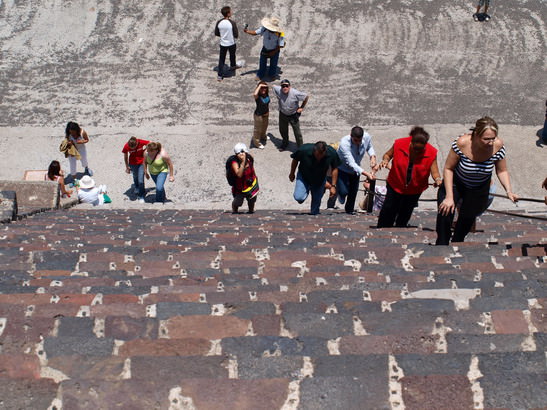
[[77, 175, 109, 206], [244, 17, 285, 81]]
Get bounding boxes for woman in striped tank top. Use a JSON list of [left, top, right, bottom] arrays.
[[436, 117, 518, 245]]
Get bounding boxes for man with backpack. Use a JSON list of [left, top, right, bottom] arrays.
[[215, 6, 239, 81], [226, 143, 259, 213]]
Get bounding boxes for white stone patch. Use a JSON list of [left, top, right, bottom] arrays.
[[49, 280, 63, 287], [382, 301, 395, 312], [301, 356, 314, 378], [406, 288, 480, 310], [22, 280, 30, 287], [120, 358, 131, 380], [41, 366, 69, 383], [291, 260, 309, 277], [427, 271, 436, 282], [216, 282, 224, 292], [248, 291, 257, 301], [71, 271, 89, 277], [36, 287, 46, 294], [473, 271, 482, 282], [0, 318, 6, 337], [478, 312, 495, 334], [358, 276, 366, 283], [180, 269, 188, 278], [253, 248, 270, 261], [109, 262, 117, 271], [280, 319, 295, 338], [25, 305, 35, 317], [280, 285, 288, 292], [115, 280, 132, 287], [467, 355, 484, 409], [261, 277, 269, 285], [344, 259, 362, 271], [124, 254, 134, 263], [400, 283, 410, 299], [113, 340, 125, 356], [327, 337, 341, 355], [363, 291, 372, 302], [263, 345, 282, 357], [490, 256, 504, 270], [363, 251, 380, 264], [281, 380, 301, 410], [323, 248, 344, 261], [146, 304, 157, 318], [168, 387, 197, 410], [325, 304, 338, 314], [315, 277, 328, 286], [432, 317, 451, 353], [494, 281, 504, 288], [199, 294, 207, 303], [245, 323, 255, 336], [401, 248, 424, 272], [77, 306, 91, 318], [353, 316, 368, 336], [528, 298, 543, 309], [211, 304, 226, 316], [274, 304, 282, 314], [299, 292, 308, 303], [207, 339, 222, 356], [93, 318, 105, 338], [81, 286, 91, 294], [50, 295, 60, 304], [47, 398, 63, 410], [227, 357, 238, 379], [150, 286, 159, 294], [172, 261, 180, 269], [521, 310, 538, 351], [388, 354, 405, 409], [159, 321, 169, 338]]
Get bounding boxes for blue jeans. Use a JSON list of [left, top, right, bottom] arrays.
[[337, 169, 360, 213], [294, 172, 325, 215], [542, 115, 547, 143], [129, 164, 145, 198], [258, 47, 279, 79], [151, 172, 167, 202]]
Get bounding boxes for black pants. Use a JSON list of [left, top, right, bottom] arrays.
[[377, 183, 421, 228], [218, 44, 236, 77], [338, 170, 360, 213], [435, 178, 490, 245]]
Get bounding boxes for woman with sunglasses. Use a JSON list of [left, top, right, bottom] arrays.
[[143, 142, 175, 203], [436, 116, 518, 245]]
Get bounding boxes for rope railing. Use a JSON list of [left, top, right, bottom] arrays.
[[355, 177, 547, 219]]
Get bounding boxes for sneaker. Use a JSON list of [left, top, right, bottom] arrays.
[[256, 143, 265, 150], [137, 198, 145, 204], [473, 13, 479, 21], [133, 188, 139, 195], [84, 167, 93, 176], [217, 76, 223, 82], [484, 14, 490, 21]]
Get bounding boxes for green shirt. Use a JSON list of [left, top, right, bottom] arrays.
[[291, 144, 341, 187]]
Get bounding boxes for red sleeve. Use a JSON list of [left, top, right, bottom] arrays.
[[122, 143, 129, 153]]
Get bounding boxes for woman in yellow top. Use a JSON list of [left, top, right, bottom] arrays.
[[143, 142, 175, 203]]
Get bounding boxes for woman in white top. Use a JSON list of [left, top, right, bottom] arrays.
[[66, 121, 93, 178]]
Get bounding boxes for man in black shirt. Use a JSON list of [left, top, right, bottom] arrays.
[[289, 141, 341, 215]]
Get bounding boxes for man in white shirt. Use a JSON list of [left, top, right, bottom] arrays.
[[214, 6, 239, 81]]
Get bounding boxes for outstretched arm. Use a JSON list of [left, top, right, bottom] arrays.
[[495, 158, 518, 202]]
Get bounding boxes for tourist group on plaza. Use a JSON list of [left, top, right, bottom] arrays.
[[49, 5, 547, 247]]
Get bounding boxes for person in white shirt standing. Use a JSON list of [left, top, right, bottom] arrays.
[[215, 6, 239, 82]]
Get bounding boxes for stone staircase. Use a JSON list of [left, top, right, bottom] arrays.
[[0, 209, 545, 409]]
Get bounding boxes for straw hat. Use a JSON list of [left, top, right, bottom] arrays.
[[261, 17, 283, 33], [79, 175, 96, 189]]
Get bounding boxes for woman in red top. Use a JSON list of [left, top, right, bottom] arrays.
[[377, 127, 442, 227], [122, 137, 150, 203], [230, 143, 259, 213]]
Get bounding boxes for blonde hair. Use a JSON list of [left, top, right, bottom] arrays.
[[472, 116, 498, 139], [147, 142, 162, 152]]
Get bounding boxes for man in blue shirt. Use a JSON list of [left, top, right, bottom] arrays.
[[244, 17, 285, 81], [336, 126, 378, 214]]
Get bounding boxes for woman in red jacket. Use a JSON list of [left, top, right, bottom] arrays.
[[377, 127, 442, 227]]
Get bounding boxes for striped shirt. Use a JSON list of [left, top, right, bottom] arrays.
[[452, 140, 506, 188]]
